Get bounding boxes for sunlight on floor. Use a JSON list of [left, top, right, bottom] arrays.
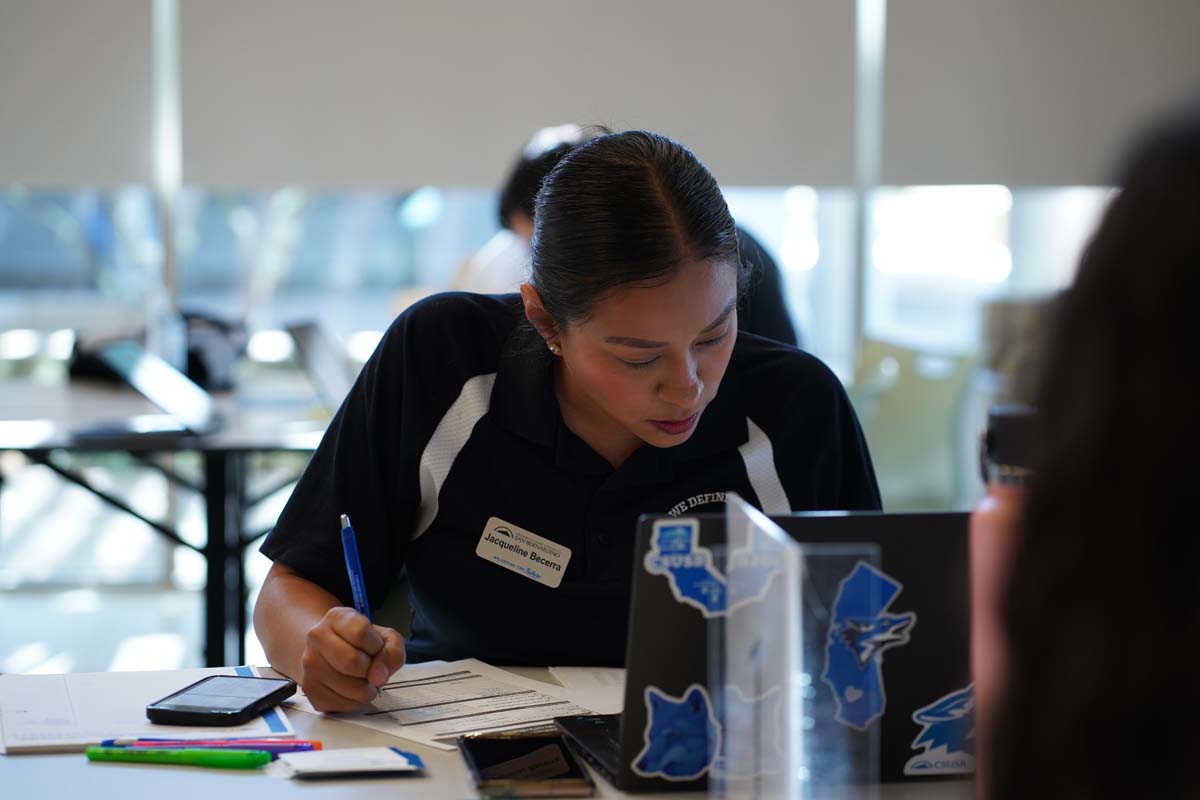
[[0, 457, 277, 673]]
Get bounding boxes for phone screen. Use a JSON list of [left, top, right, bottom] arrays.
[[150, 676, 292, 712], [459, 734, 594, 797]]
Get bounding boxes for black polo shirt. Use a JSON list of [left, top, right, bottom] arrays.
[[261, 292, 880, 666]]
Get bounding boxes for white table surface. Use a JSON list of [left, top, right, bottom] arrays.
[[0, 379, 328, 451], [2, 666, 973, 799]]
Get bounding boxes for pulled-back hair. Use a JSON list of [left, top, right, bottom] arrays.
[[987, 102, 1200, 798], [530, 130, 742, 325]]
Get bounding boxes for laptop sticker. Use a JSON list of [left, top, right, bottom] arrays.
[[475, 517, 571, 589], [821, 561, 917, 730], [903, 684, 976, 776], [725, 544, 781, 613], [631, 684, 720, 781], [643, 519, 779, 618]]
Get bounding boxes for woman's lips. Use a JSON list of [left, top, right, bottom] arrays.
[[649, 413, 699, 436]]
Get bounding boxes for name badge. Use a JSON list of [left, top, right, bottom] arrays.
[[476, 517, 571, 589]]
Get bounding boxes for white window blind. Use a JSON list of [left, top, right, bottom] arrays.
[[883, 0, 1200, 186], [180, 0, 856, 189], [0, 0, 154, 187]]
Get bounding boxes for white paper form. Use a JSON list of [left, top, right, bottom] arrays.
[[547, 667, 626, 714], [0, 666, 295, 754], [285, 659, 597, 751]]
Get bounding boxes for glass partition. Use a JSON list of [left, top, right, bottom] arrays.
[[710, 495, 881, 799]]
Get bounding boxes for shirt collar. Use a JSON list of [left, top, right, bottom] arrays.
[[489, 322, 560, 450]]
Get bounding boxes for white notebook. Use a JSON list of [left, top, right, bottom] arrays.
[[0, 666, 294, 754]]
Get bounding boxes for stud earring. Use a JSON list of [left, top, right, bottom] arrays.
[[548, 342, 560, 355]]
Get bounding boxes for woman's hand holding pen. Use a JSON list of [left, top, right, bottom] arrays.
[[298, 607, 406, 712]]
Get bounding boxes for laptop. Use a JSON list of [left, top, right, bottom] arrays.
[[557, 500, 971, 791], [286, 321, 356, 413], [71, 340, 220, 442]]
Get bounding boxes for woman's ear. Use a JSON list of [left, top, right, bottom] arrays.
[[519, 283, 559, 346]]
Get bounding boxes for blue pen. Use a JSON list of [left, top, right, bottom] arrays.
[[340, 513, 372, 621]]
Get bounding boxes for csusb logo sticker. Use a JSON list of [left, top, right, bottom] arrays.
[[643, 519, 779, 618], [904, 684, 976, 775]]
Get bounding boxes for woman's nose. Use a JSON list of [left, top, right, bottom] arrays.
[[658, 359, 703, 409]]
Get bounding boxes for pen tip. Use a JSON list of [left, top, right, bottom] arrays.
[[340, 514, 350, 528]]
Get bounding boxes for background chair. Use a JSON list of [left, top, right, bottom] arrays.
[[850, 339, 977, 511]]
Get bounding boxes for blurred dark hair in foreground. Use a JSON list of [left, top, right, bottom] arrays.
[[988, 102, 1200, 798]]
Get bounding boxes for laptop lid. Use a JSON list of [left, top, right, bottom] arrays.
[[769, 511, 972, 782], [286, 322, 355, 413], [93, 340, 218, 435], [617, 507, 971, 789]]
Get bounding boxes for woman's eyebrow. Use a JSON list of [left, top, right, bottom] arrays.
[[603, 299, 737, 348], [699, 299, 737, 334]]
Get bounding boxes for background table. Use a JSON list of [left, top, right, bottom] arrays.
[[0, 379, 327, 667]]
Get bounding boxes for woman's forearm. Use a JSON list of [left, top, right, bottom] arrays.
[[252, 562, 341, 680]]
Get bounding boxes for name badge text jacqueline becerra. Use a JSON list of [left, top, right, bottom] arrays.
[[475, 517, 572, 589]]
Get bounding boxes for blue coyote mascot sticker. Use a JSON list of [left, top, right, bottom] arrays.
[[632, 683, 786, 782], [821, 561, 916, 730], [904, 685, 976, 775], [632, 684, 721, 781]]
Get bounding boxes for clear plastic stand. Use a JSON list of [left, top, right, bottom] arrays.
[[709, 495, 881, 800]]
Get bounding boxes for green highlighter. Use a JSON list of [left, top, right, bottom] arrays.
[[85, 746, 271, 769]]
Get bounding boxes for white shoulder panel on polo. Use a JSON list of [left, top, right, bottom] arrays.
[[738, 417, 792, 515], [412, 372, 497, 540]]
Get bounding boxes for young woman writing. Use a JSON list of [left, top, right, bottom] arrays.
[[253, 131, 880, 711]]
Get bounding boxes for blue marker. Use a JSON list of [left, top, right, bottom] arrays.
[[339, 514, 372, 621]]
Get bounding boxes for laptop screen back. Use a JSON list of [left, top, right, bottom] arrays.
[[622, 507, 970, 789], [287, 322, 355, 412], [97, 341, 217, 434]]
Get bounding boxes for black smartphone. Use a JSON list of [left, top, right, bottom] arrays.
[[458, 731, 595, 798], [146, 675, 296, 726]]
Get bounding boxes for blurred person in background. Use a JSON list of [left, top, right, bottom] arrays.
[[985, 103, 1200, 798], [456, 124, 800, 346]]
